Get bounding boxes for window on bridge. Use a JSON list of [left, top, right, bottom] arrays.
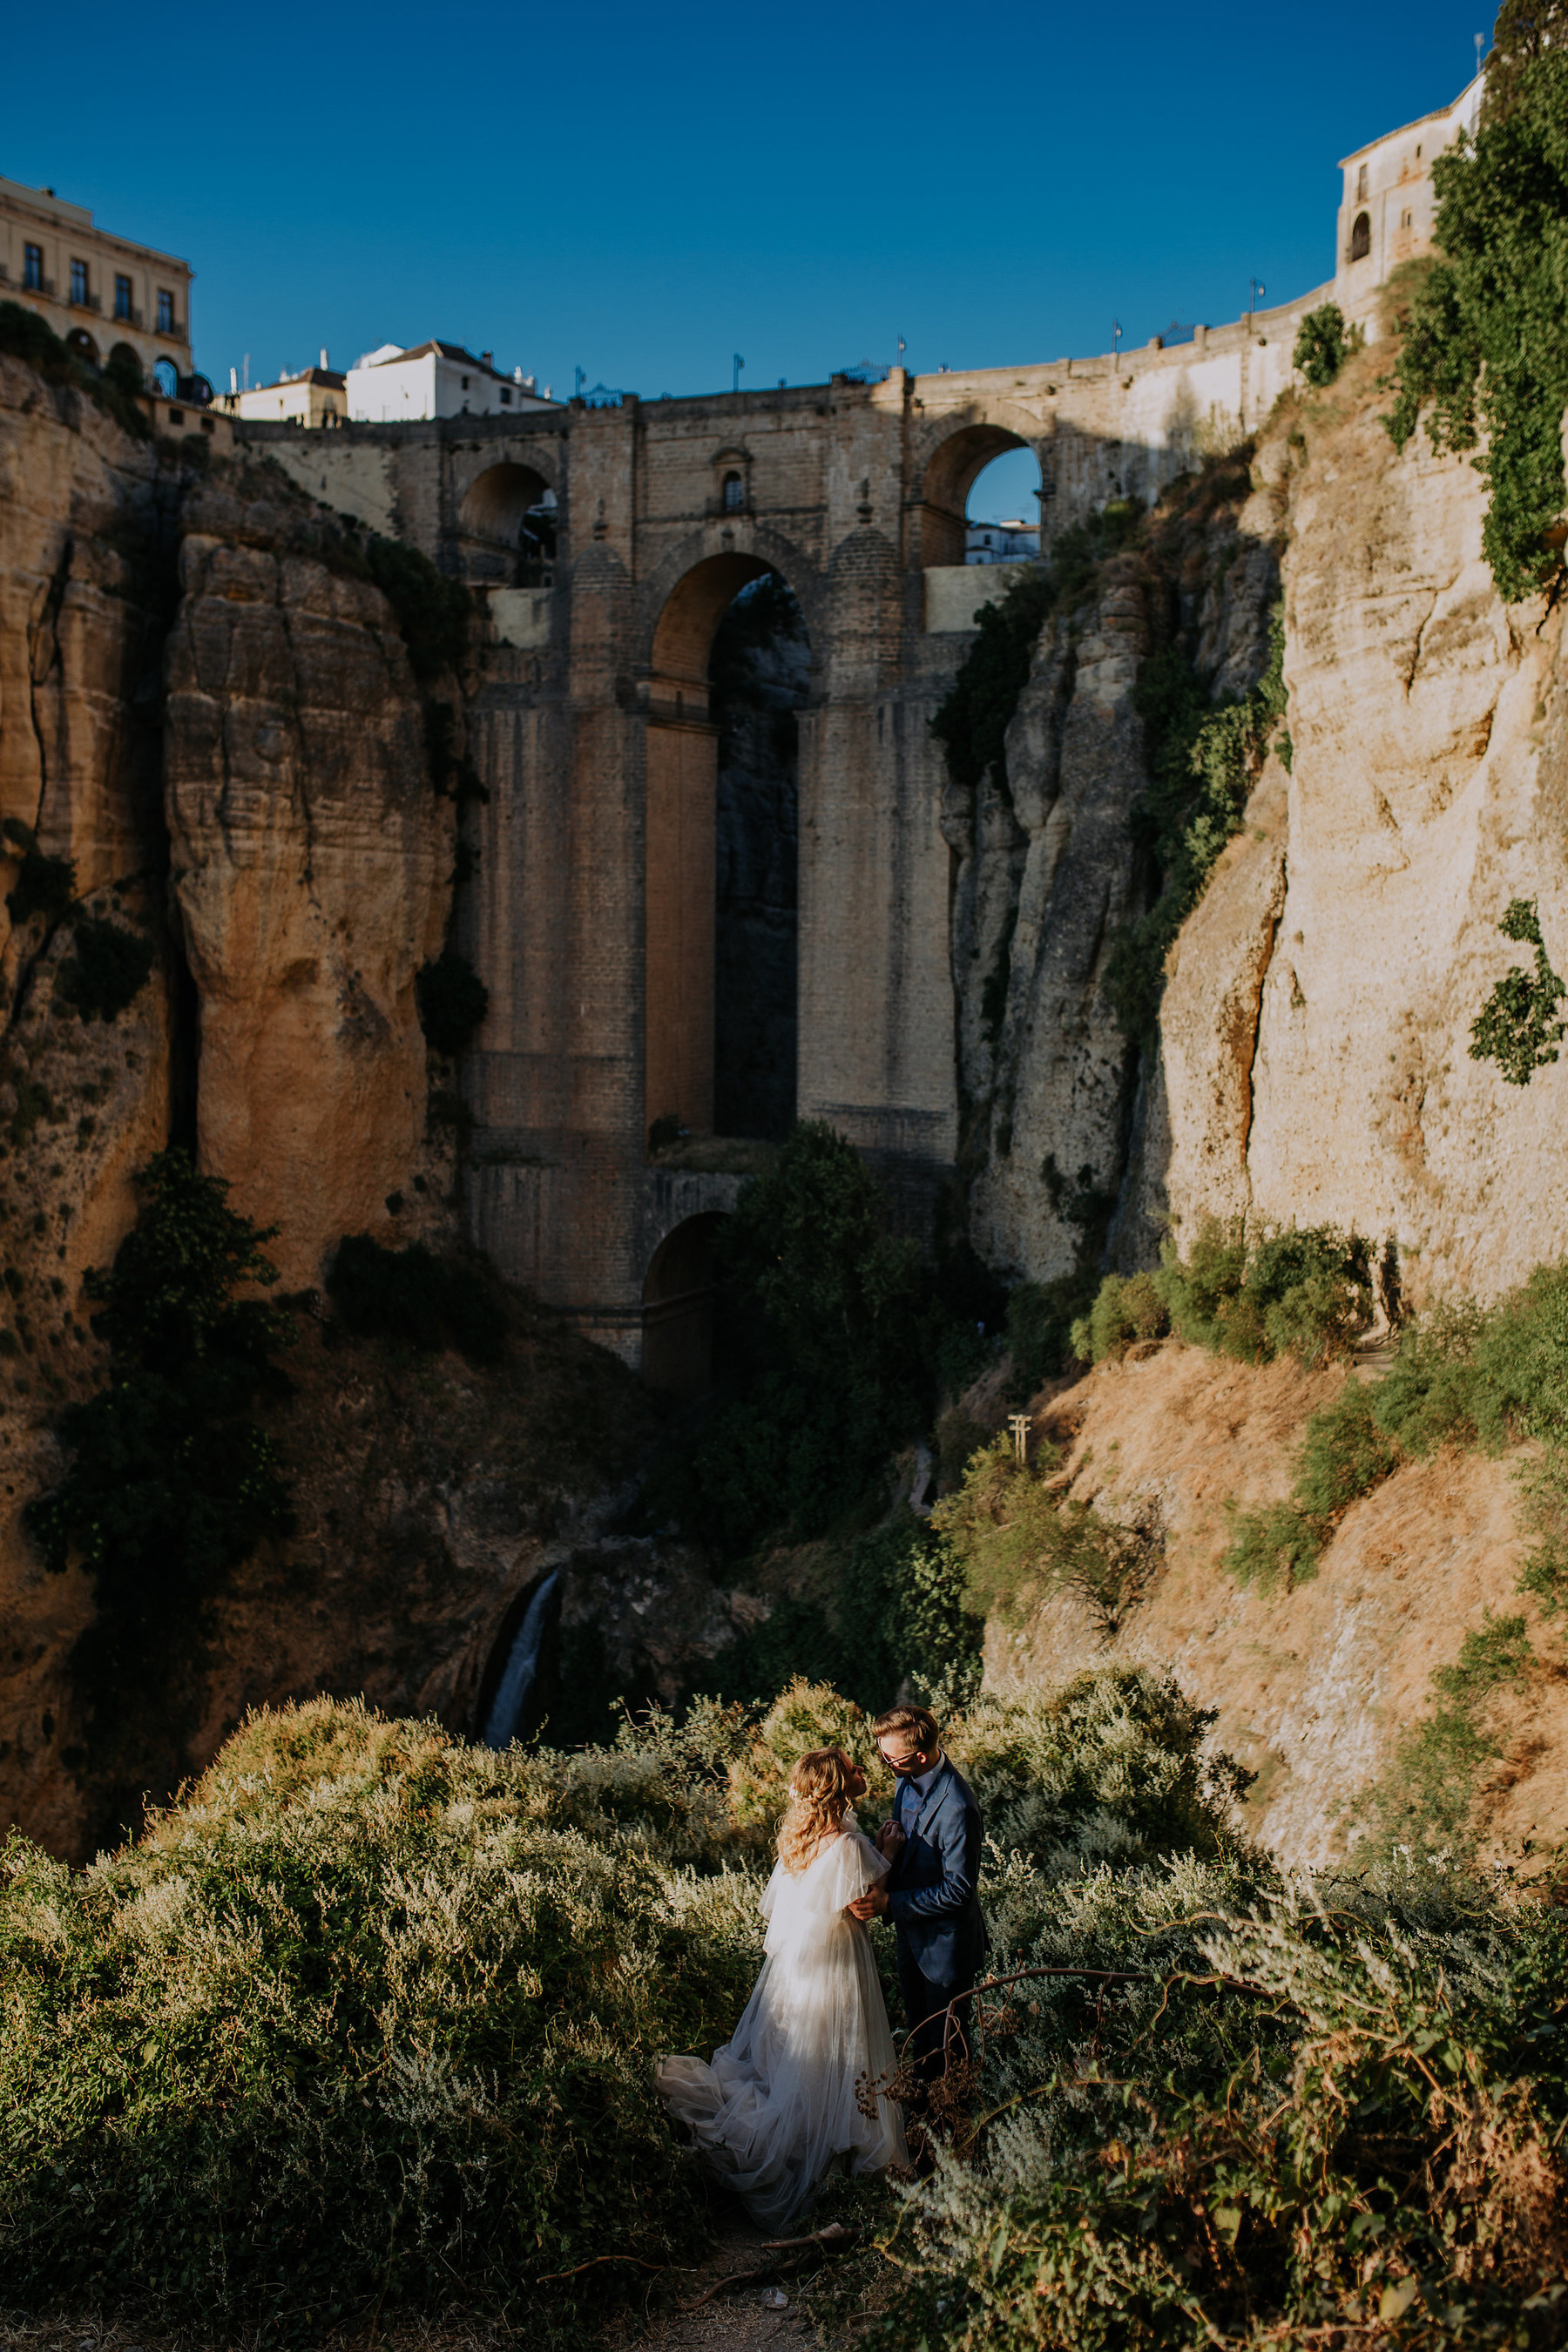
[[722, 470, 745, 512], [710, 572, 808, 1141], [964, 446, 1042, 567]]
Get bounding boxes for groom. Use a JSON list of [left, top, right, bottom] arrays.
[[847, 1703, 988, 2094]]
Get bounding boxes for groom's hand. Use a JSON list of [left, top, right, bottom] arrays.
[[848, 1886, 889, 1920]]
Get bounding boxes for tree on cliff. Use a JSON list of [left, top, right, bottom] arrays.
[[26, 1151, 294, 1801], [1385, 37, 1568, 602], [1484, 0, 1568, 124]]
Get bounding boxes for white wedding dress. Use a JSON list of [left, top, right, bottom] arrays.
[[656, 1819, 909, 2229]]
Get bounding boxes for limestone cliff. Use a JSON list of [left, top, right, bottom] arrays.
[[164, 486, 456, 1287], [968, 348, 1568, 1310], [0, 368, 671, 1862], [1144, 355, 1568, 1303]]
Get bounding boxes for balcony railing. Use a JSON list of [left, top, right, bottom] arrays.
[[70, 290, 102, 313]]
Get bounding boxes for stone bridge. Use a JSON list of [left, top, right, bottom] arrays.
[[241, 307, 1309, 1382]]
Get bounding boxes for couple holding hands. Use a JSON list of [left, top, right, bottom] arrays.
[[657, 1704, 988, 2231]]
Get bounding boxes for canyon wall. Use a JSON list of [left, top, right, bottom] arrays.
[[963, 348, 1568, 1310]]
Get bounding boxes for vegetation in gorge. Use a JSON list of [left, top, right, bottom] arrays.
[[0, 299, 150, 442], [652, 1120, 960, 1554], [1105, 603, 1288, 1041], [415, 945, 490, 1054], [53, 914, 155, 1023], [1469, 897, 1567, 1084], [326, 1233, 509, 1366], [1291, 299, 1362, 388], [1072, 1214, 1375, 1372], [6, 1680, 1568, 2352], [24, 1151, 294, 1823], [1383, 38, 1568, 603]]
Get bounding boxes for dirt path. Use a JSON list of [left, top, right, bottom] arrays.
[[604, 2213, 820, 2352]]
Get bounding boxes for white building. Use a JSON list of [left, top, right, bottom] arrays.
[[966, 518, 1040, 565], [1335, 73, 1484, 321], [345, 341, 557, 422], [222, 355, 347, 427]]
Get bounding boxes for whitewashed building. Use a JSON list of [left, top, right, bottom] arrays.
[[966, 518, 1040, 564], [1335, 73, 1484, 320], [345, 341, 557, 422], [222, 355, 347, 427]]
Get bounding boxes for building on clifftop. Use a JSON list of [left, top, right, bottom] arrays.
[[345, 341, 558, 422], [1334, 72, 1484, 323], [0, 172, 195, 391]]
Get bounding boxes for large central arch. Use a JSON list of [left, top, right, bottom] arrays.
[[644, 550, 802, 1146]]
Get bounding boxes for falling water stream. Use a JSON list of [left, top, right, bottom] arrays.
[[479, 1571, 560, 1748]]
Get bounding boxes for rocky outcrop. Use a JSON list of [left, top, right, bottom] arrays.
[[165, 488, 456, 1287], [1140, 356, 1568, 1303], [952, 464, 1285, 1281]]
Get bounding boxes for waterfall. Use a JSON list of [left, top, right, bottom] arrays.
[[479, 1571, 560, 1748]]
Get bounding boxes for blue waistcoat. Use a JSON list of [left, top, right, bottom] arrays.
[[884, 1756, 990, 1986]]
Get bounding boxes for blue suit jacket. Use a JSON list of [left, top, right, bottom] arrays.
[[884, 1757, 989, 1986]]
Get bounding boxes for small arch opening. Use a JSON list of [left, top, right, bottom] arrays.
[[642, 1212, 727, 1396], [722, 470, 745, 512], [64, 328, 99, 368], [152, 356, 179, 398], [458, 462, 556, 583], [964, 446, 1042, 564], [920, 422, 1036, 566], [1350, 210, 1372, 262]]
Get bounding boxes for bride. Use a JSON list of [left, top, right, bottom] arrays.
[[656, 1747, 909, 2230]]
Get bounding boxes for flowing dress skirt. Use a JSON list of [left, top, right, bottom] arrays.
[[657, 1827, 908, 2232]]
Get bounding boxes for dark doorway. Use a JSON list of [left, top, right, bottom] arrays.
[[642, 1212, 727, 1396], [707, 573, 807, 1140]]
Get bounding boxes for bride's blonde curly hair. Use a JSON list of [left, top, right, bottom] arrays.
[[777, 1747, 855, 1875]]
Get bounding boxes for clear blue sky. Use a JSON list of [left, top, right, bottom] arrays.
[[4, 0, 1487, 521]]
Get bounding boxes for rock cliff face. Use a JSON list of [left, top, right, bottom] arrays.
[[164, 490, 455, 1286], [1143, 360, 1568, 1302], [968, 351, 1568, 1308]]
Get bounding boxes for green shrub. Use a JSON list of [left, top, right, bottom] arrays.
[[365, 536, 471, 679], [1371, 1301, 1489, 1453], [1469, 897, 1567, 1085], [1220, 1498, 1324, 1594], [930, 1436, 1164, 1638], [0, 1697, 759, 2343], [3, 819, 75, 927], [1292, 301, 1361, 388], [416, 949, 489, 1053], [1517, 1442, 1568, 1613], [1372, 1612, 1534, 1855], [1005, 1269, 1098, 1390], [1070, 1269, 1171, 1364], [326, 1234, 508, 1365], [1294, 1380, 1400, 1515], [1156, 1215, 1373, 1368], [1105, 605, 1287, 1041], [0, 299, 149, 442], [24, 1152, 294, 1819], [1382, 49, 1568, 603], [53, 916, 154, 1020], [659, 1121, 943, 1551]]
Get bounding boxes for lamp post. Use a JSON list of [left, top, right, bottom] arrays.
[[733, 352, 744, 393]]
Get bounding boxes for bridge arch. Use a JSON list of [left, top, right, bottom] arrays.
[[457, 460, 556, 583], [641, 1209, 727, 1396], [642, 542, 816, 1152], [918, 419, 1041, 567]]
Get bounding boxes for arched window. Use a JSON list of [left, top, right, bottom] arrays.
[[722, 470, 745, 513], [153, 356, 179, 398], [1350, 211, 1372, 262]]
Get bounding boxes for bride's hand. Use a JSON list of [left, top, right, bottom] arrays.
[[875, 1821, 905, 1858], [848, 1886, 889, 1920]]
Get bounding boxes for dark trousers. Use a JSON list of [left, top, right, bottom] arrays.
[[896, 1943, 973, 2092]]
